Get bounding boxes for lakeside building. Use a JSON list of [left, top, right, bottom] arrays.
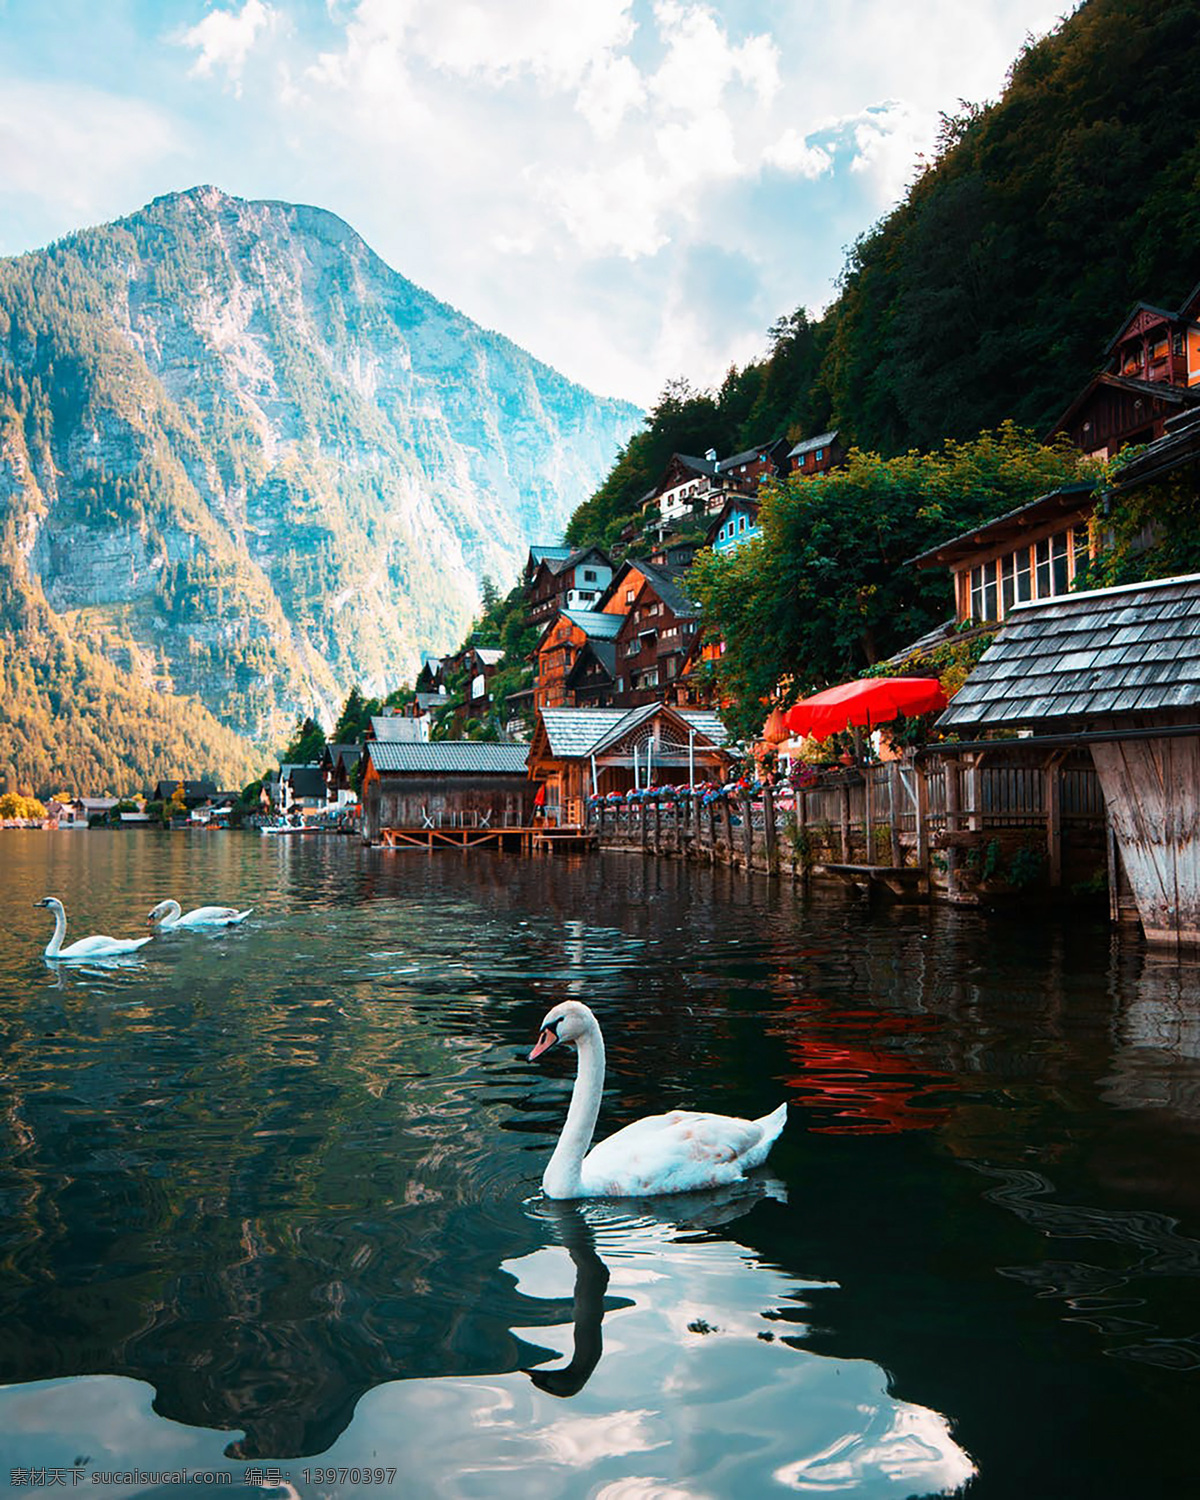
[[361, 740, 532, 843], [936, 571, 1200, 947], [527, 703, 729, 828]]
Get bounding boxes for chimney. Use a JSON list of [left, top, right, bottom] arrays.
[[705, 447, 717, 463]]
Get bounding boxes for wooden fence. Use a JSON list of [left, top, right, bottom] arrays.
[[587, 751, 1109, 905]]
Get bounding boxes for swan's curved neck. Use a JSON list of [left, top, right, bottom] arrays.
[[44, 905, 66, 957], [543, 1020, 605, 1198], [158, 901, 181, 925]]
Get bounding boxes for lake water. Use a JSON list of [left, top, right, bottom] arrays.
[[1, 829, 1198, 1499]]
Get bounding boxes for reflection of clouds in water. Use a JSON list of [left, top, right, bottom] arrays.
[[774, 1404, 976, 1494]]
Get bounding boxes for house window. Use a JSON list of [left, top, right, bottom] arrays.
[[642, 668, 659, 688], [1000, 554, 1016, 615], [969, 562, 998, 621], [1051, 530, 1070, 595], [815, 448, 824, 462], [626, 589, 635, 605], [583, 569, 597, 582], [1035, 537, 1052, 598], [1015, 547, 1032, 603]]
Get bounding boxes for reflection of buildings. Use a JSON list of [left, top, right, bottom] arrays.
[[1101, 954, 1200, 1120]]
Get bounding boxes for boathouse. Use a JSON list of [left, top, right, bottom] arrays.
[[361, 740, 532, 844], [528, 702, 730, 828], [937, 572, 1200, 947]]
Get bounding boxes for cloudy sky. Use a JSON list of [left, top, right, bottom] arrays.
[[0, 0, 1068, 407]]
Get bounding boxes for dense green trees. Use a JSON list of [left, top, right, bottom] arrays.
[[688, 426, 1085, 741], [567, 0, 1200, 553]]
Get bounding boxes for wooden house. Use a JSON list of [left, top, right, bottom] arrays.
[[937, 572, 1200, 947], [527, 703, 730, 828], [706, 495, 760, 555], [1048, 288, 1200, 457], [361, 740, 532, 843], [534, 608, 624, 710], [320, 743, 361, 806], [611, 565, 702, 707], [524, 545, 614, 630], [910, 482, 1096, 625], [788, 430, 845, 478]]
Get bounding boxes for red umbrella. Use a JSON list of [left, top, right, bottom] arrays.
[[784, 677, 947, 742]]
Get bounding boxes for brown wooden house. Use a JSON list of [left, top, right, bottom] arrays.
[[937, 572, 1200, 947], [524, 545, 614, 630], [1048, 291, 1200, 457], [361, 740, 532, 843], [534, 608, 623, 711], [910, 482, 1097, 626], [788, 430, 846, 478], [610, 565, 702, 707], [527, 703, 730, 827]]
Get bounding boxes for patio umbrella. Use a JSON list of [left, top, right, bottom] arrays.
[[784, 677, 947, 742]]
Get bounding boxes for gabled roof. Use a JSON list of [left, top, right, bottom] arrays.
[[369, 715, 427, 742], [908, 482, 1096, 570], [537, 704, 727, 758], [1103, 301, 1189, 356], [282, 765, 325, 798], [788, 430, 840, 458], [527, 544, 574, 571], [565, 638, 618, 686], [937, 573, 1200, 731], [320, 742, 361, 770], [469, 647, 505, 667], [632, 559, 701, 619], [563, 609, 624, 639], [1046, 371, 1200, 439], [366, 741, 530, 774]]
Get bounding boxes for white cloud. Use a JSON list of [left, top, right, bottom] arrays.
[[763, 130, 833, 180], [180, 0, 278, 91], [0, 79, 181, 228]]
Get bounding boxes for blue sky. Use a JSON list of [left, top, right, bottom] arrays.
[[0, 0, 1069, 407]]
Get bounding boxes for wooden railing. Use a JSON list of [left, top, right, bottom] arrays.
[[586, 751, 1107, 904]]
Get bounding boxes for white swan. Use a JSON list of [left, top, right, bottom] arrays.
[[36, 897, 153, 959], [530, 1000, 788, 1199], [148, 898, 252, 930]]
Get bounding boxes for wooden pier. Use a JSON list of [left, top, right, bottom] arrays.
[[377, 823, 596, 853]]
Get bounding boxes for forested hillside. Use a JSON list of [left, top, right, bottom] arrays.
[[0, 188, 638, 794], [569, 0, 1200, 547]]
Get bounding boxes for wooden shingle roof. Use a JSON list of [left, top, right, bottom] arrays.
[[938, 573, 1200, 731], [366, 742, 530, 774]]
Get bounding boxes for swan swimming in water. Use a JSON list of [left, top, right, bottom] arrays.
[[529, 1000, 788, 1199], [147, 898, 252, 930], [36, 897, 154, 959]]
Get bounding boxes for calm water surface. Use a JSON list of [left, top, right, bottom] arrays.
[[0, 830, 1198, 1499]]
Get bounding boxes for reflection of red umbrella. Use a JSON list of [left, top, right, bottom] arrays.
[[785, 677, 947, 742]]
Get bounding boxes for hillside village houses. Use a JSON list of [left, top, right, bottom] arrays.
[[29, 279, 1200, 946]]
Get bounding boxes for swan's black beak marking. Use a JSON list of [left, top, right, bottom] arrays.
[[530, 1017, 561, 1062]]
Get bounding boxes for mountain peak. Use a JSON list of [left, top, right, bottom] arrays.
[[0, 189, 641, 790]]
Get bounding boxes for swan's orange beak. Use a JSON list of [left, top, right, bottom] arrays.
[[530, 1027, 558, 1061]]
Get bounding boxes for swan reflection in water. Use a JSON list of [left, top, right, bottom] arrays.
[[517, 1181, 978, 1498], [522, 1175, 788, 1397]]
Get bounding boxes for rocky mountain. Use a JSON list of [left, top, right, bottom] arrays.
[[0, 187, 640, 792]]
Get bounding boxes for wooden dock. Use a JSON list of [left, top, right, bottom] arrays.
[[376, 824, 596, 853]]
